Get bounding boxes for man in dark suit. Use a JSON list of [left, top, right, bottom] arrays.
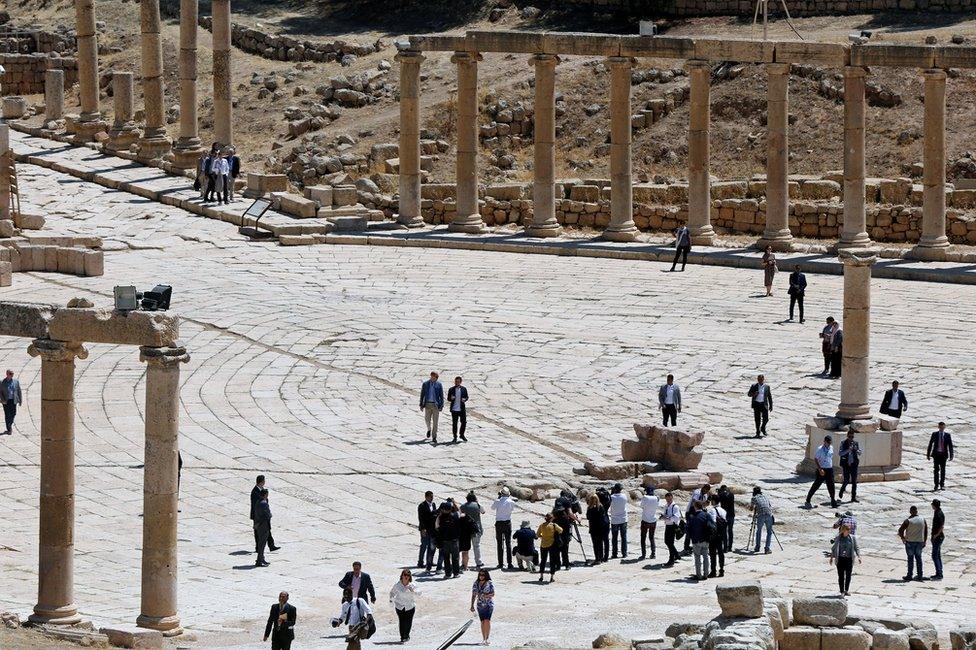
[[787, 265, 807, 323], [263, 591, 296, 650], [747, 374, 773, 438], [926, 422, 954, 491], [417, 490, 438, 569], [447, 376, 469, 443], [339, 562, 376, 603], [0, 369, 23, 435], [251, 475, 279, 553], [419, 371, 444, 444], [838, 430, 862, 502], [880, 381, 908, 419], [254, 489, 272, 567]]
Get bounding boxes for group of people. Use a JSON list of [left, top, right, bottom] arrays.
[[195, 142, 241, 205], [659, 373, 773, 438]]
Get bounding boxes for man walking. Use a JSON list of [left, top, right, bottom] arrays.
[[787, 265, 806, 323], [931, 499, 944, 581], [447, 376, 469, 443], [750, 487, 774, 554], [254, 489, 272, 567], [419, 371, 444, 444], [609, 483, 629, 558], [819, 317, 838, 376], [661, 492, 682, 566], [460, 491, 486, 569], [339, 562, 377, 602], [417, 491, 437, 570], [718, 485, 736, 552], [926, 422, 954, 491], [658, 374, 682, 427], [491, 487, 517, 569], [639, 486, 659, 560], [251, 476, 280, 553], [0, 369, 22, 435], [687, 501, 711, 580], [897, 506, 928, 581], [670, 224, 692, 272], [747, 374, 773, 438], [263, 591, 297, 650], [838, 431, 862, 502], [806, 436, 838, 509], [880, 381, 908, 419]]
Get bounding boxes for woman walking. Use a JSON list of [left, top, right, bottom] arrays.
[[762, 245, 778, 296], [537, 513, 563, 582], [389, 569, 420, 644], [586, 494, 610, 564], [470, 569, 494, 646], [829, 524, 860, 596]]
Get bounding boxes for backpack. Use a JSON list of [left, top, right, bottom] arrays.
[[705, 515, 717, 541]]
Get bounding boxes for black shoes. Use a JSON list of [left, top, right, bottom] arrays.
[[255, 560, 270, 567], [269, 545, 281, 552]]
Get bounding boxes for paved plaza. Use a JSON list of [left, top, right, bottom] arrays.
[[1, 161, 974, 648]]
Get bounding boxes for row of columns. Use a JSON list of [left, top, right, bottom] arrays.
[[397, 51, 955, 256], [25, 340, 188, 635]]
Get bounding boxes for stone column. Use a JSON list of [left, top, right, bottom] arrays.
[[44, 69, 65, 122], [396, 49, 425, 228], [172, 0, 204, 168], [0, 125, 10, 222], [526, 53, 562, 238], [912, 69, 950, 259], [138, 0, 172, 159], [759, 63, 793, 251], [604, 56, 638, 242], [839, 66, 871, 248], [212, 0, 233, 147], [136, 346, 190, 636], [27, 339, 88, 626], [449, 51, 486, 234], [73, 0, 107, 140], [686, 60, 715, 245], [836, 250, 876, 421], [107, 72, 140, 152]]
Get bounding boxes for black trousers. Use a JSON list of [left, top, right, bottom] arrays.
[[836, 556, 853, 593], [451, 411, 467, 440], [806, 468, 837, 505], [255, 523, 270, 563], [709, 535, 725, 573], [205, 173, 220, 200], [662, 404, 677, 427], [670, 245, 690, 271], [753, 405, 769, 435], [789, 293, 804, 320], [839, 463, 858, 499], [539, 546, 559, 577], [495, 521, 512, 566], [2, 401, 15, 431], [271, 632, 293, 650], [395, 607, 415, 641], [725, 514, 734, 551], [640, 521, 656, 557], [254, 524, 276, 551], [822, 347, 831, 373], [590, 530, 609, 562], [932, 453, 948, 489], [664, 524, 679, 563], [829, 350, 842, 377], [559, 530, 572, 568]]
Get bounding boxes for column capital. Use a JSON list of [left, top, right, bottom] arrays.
[[922, 68, 947, 81], [529, 53, 559, 66], [838, 248, 878, 267], [28, 339, 88, 362], [843, 66, 868, 78], [395, 49, 425, 64], [140, 346, 190, 368], [450, 51, 482, 64], [767, 62, 791, 75], [685, 59, 711, 72], [607, 56, 635, 67]]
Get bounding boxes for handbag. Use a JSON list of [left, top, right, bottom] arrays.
[[364, 613, 377, 639], [675, 518, 686, 540]]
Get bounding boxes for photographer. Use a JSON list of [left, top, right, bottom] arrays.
[[554, 490, 581, 570], [749, 486, 774, 554]]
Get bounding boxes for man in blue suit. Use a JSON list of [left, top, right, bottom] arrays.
[[420, 371, 444, 444]]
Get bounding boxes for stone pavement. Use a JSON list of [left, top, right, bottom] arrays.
[[0, 161, 973, 649]]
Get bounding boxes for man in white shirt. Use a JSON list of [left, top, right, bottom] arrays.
[[661, 492, 682, 566], [684, 483, 711, 554], [609, 483, 629, 559], [747, 374, 773, 438], [806, 435, 838, 509], [491, 487, 517, 569], [639, 486, 659, 560], [658, 374, 682, 427]]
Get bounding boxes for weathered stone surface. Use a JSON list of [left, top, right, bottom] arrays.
[[584, 461, 636, 480], [792, 597, 848, 627], [628, 423, 705, 470], [666, 622, 705, 638], [908, 625, 939, 650], [275, 192, 318, 218], [951, 627, 976, 650], [878, 416, 901, 431], [814, 415, 845, 430], [716, 581, 765, 619], [849, 420, 879, 433], [873, 629, 911, 650], [99, 626, 164, 649], [781, 626, 820, 650], [821, 627, 871, 650], [592, 632, 629, 648]]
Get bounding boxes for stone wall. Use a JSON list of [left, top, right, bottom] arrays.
[[566, 0, 975, 16], [0, 54, 78, 95], [0, 28, 75, 55]]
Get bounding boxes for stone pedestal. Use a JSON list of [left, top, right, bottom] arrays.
[[911, 69, 950, 260], [759, 63, 793, 251], [27, 339, 88, 626], [798, 423, 908, 482], [686, 60, 715, 246], [138, 0, 172, 160], [396, 49, 425, 228], [449, 51, 486, 234], [136, 346, 189, 636], [604, 56, 638, 242], [172, 0, 203, 169], [107, 72, 140, 153], [72, 0, 108, 141], [836, 249, 875, 421], [526, 54, 562, 238], [44, 69, 65, 122], [212, 0, 233, 146], [839, 67, 871, 249]]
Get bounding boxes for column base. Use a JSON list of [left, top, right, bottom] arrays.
[[106, 130, 140, 153], [137, 137, 173, 161], [688, 224, 716, 246], [797, 421, 909, 482], [29, 604, 82, 626], [836, 402, 872, 421], [69, 119, 109, 144], [524, 223, 563, 238], [396, 214, 426, 228], [448, 217, 488, 234], [601, 225, 640, 242], [171, 145, 205, 170], [136, 613, 182, 636], [757, 230, 794, 251], [836, 232, 872, 249], [908, 238, 951, 261]]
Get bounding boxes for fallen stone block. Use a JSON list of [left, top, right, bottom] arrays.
[[332, 185, 358, 207], [641, 472, 681, 491], [592, 632, 629, 648], [2, 96, 28, 119], [780, 626, 820, 650], [99, 625, 164, 649], [849, 420, 879, 433], [584, 461, 636, 480], [951, 626, 976, 650], [814, 415, 845, 430], [275, 193, 318, 218], [716, 581, 765, 619], [304, 185, 333, 206], [821, 627, 871, 650], [908, 624, 939, 650], [878, 416, 900, 431], [873, 629, 910, 650], [792, 596, 847, 627]]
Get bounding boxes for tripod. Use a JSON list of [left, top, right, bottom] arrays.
[[752, 0, 804, 41], [571, 522, 589, 563], [744, 512, 785, 552]]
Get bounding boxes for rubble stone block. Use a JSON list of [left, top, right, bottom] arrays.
[[99, 625, 164, 649], [332, 185, 359, 207], [821, 627, 871, 650], [584, 461, 636, 480], [878, 416, 900, 431], [621, 438, 655, 461], [950, 627, 976, 650], [275, 193, 317, 218], [0, 261, 11, 287], [780, 627, 821, 650], [716, 581, 765, 618], [792, 597, 848, 627], [83, 250, 104, 277], [2, 96, 28, 119], [305, 185, 333, 206], [873, 629, 911, 650]]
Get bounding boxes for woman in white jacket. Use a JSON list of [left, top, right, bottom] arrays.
[[389, 569, 421, 643]]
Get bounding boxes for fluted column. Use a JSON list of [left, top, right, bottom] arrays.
[[212, 0, 233, 146], [27, 339, 88, 626], [73, 0, 107, 140], [526, 54, 562, 238], [839, 66, 870, 248], [45, 69, 65, 122], [138, 0, 171, 159], [107, 72, 140, 152], [912, 69, 950, 259], [172, 0, 203, 168], [449, 51, 486, 234], [686, 60, 715, 245], [604, 56, 638, 242], [396, 49, 425, 228], [1, 125, 10, 221], [836, 250, 876, 421], [760, 63, 793, 251], [136, 346, 190, 636]]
